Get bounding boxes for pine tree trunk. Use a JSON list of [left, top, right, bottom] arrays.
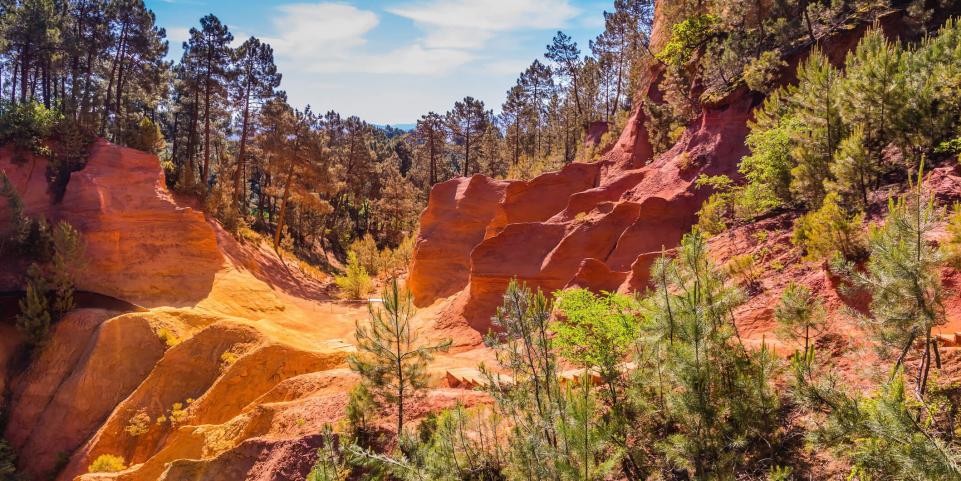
[[203, 45, 213, 192], [273, 158, 296, 251], [234, 72, 252, 204], [101, 22, 127, 135]]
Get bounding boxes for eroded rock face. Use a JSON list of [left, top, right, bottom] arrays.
[[0, 139, 222, 307], [410, 90, 756, 334]]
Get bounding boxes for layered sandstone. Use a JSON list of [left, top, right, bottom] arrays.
[[0, 142, 493, 481]]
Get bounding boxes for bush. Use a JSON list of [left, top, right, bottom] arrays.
[[0, 439, 18, 481], [791, 192, 866, 263], [349, 234, 382, 275], [725, 254, 760, 291], [48, 116, 94, 201], [124, 409, 151, 437], [87, 454, 126, 473], [335, 252, 372, 300], [697, 193, 729, 236], [743, 50, 787, 94], [124, 117, 165, 154], [0, 100, 61, 159], [16, 264, 51, 348]]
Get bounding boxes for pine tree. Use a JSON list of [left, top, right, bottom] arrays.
[[412, 112, 445, 186], [644, 231, 780, 480], [446, 97, 488, 177], [545, 31, 584, 121], [499, 85, 526, 166], [517, 60, 553, 158], [838, 27, 908, 170], [100, 0, 168, 138], [231, 36, 280, 207], [774, 282, 826, 354], [184, 14, 233, 189], [348, 278, 451, 435], [788, 48, 843, 208], [846, 173, 946, 398], [830, 127, 878, 207], [17, 263, 51, 347]]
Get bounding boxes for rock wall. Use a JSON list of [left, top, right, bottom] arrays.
[[406, 8, 932, 338], [0, 139, 222, 307], [410, 85, 755, 334]]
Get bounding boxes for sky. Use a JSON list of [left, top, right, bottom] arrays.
[[145, 0, 612, 126]]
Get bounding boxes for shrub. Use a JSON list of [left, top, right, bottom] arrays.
[[0, 172, 26, 250], [125, 409, 151, 437], [725, 254, 761, 291], [16, 264, 51, 348], [0, 439, 17, 481], [124, 117, 165, 154], [48, 116, 94, 201], [791, 192, 866, 263], [697, 193, 729, 236], [335, 252, 372, 300], [156, 327, 181, 348], [743, 50, 787, 94], [87, 454, 126, 473], [0, 100, 61, 159], [168, 402, 189, 425], [349, 234, 382, 275], [656, 14, 720, 68]]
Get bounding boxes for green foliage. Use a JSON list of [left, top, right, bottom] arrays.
[[829, 126, 877, 207], [307, 425, 348, 481], [553, 288, 641, 400], [791, 192, 866, 263], [774, 283, 826, 353], [724, 254, 760, 291], [837, 27, 909, 168], [944, 202, 961, 266], [656, 14, 720, 68], [335, 252, 372, 300], [124, 117, 166, 154], [484, 280, 619, 481], [843, 177, 945, 396], [87, 454, 126, 473], [743, 50, 787, 94], [739, 20, 961, 216], [345, 383, 377, 448], [0, 171, 27, 253], [16, 264, 51, 348], [0, 100, 62, 158], [48, 115, 95, 201], [14, 221, 84, 348], [739, 91, 799, 214], [348, 278, 451, 435], [696, 193, 730, 236], [349, 234, 382, 276], [800, 371, 961, 481], [0, 439, 18, 481], [788, 49, 844, 208], [398, 405, 506, 481], [644, 231, 782, 479]]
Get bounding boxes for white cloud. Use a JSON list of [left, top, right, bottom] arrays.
[[266, 2, 477, 75], [266, 0, 579, 76], [265, 3, 378, 62], [387, 0, 581, 49], [166, 27, 191, 46]]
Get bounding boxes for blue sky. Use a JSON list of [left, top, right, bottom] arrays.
[[146, 0, 612, 125]]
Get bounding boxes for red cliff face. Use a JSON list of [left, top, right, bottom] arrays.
[[1, 139, 222, 307], [406, 8, 928, 341], [409, 86, 756, 335]]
